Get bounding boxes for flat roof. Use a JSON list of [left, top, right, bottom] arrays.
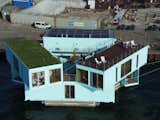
[[44, 29, 115, 38], [79, 42, 144, 71], [6, 40, 59, 68]]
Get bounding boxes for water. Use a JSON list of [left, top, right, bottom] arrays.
[[0, 56, 24, 120], [0, 54, 160, 120]]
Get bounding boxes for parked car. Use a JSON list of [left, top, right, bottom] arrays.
[[145, 25, 159, 31], [149, 19, 160, 28], [32, 21, 51, 29], [125, 24, 135, 30], [116, 24, 125, 30], [116, 24, 135, 30]]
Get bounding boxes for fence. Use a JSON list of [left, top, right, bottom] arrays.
[[64, 74, 76, 81], [80, 44, 143, 70]]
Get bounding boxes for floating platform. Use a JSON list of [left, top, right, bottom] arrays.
[[43, 101, 100, 107]]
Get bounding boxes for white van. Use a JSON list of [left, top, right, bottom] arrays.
[[32, 21, 51, 29]]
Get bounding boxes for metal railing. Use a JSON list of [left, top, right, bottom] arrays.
[[80, 44, 143, 70], [64, 74, 76, 81]]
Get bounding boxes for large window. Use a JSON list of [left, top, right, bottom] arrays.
[[92, 73, 103, 89], [121, 60, 132, 77], [136, 55, 139, 68], [116, 68, 118, 82], [49, 69, 61, 83], [77, 69, 88, 84], [32, 71, 45, 87], [65, 85, 75, 99]]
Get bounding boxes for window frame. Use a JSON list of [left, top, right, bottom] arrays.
[[65, 85, 75, 99], [32, 71, 45, 87], [77, 69, 88, 85], [49, 69, 61, 83], [92, 72, 103, 89], [121, 59, 132, 78]]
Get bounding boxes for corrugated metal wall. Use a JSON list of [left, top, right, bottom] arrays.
[[10, 13, 55, 27], [55, 16, 102, 29]]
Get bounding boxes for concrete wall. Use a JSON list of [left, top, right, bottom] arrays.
[[43, 37, 116, 55], [0, 0, 11, 9], [55, 16, 101, 29], [10, 13, 55, 26]]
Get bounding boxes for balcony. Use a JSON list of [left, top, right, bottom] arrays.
[[79, 42, 144, 71], [64, 74, 76, 81], [124, 71, 139, 87]]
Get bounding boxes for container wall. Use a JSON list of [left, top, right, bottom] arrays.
[[105, 46, 149, 83], [43, 37, 116, 55], [0, 0, 11, 9], [5, 44, 29, 90]]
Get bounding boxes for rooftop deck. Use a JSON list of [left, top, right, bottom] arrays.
[[79, 42, 144, 71], [6, 40, 59, 68]]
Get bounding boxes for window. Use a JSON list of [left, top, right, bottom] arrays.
[[121, 60, 132, 77], [116, 68, 118, 82], [136, 55, 139, 68], [32, 71, 45, 87], [49, 69, 61, 83], [92, 73, 103, 89], [65, 85, 75, 98], [77, 69, 88, 84]]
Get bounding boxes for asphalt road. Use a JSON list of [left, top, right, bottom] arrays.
[[0, 19, 44, 42]]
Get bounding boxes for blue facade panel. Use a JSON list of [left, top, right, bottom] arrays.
[[5, 44, 30, 90], [12, 0, 33, 8]]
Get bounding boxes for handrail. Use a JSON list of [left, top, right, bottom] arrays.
[[64, 74, 76, 81], [80, 44, 144, 70]]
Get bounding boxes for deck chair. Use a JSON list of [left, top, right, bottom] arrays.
[[95, 58, 102, 65], [101, 56, 107, 63], [130, 40, 137, 46]]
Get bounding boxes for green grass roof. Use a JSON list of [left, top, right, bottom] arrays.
[[6, 40, 59, 68]]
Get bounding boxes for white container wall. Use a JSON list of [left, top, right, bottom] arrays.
[[43, 37, 116, 55]]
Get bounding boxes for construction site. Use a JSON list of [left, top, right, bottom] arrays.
[[0, 0, 160, 61]]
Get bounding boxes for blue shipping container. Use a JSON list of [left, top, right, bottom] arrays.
[[12, 0, 33, 8]]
